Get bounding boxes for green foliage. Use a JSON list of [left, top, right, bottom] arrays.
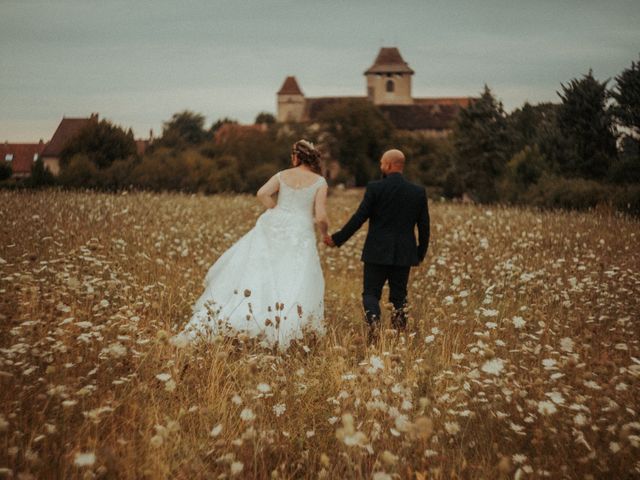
[[526, 175, 609, 211], [556, 70, 617, 179], [612, 185, 640, 216], [209, 117, 238, 135], [506, 102, 560, 169], [58, 154, 100, 188], [0, 162, 12, 181], [451, 85, 510, 202], [60, 119, 137, 169], [608, 156, 640, 184], [497, 145, 548, 202], [318, 99, 394, 186], [101, 158, 139, 191], [612, 54, 640, 139], [28, 158, 55, 187], [157, 110, 209, 150], [395, 132, 453, 187], [255, 112, 276, 125]]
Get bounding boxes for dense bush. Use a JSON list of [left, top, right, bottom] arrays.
[[58, 154, 100, 188], [0, 162, 12, 181], [497, 145, 548, 203], [612, 185, 640, 216], [525, 175, 610, 211]]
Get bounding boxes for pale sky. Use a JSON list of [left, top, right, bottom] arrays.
[[1, 0, 639, 141]]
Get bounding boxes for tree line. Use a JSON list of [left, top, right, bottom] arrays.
[[10, 54, 639, 215]]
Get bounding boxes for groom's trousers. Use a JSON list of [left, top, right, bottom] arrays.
[[362, 262, 411, 328]]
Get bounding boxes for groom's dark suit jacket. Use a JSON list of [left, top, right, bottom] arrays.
[[331, 172, 430, 266]]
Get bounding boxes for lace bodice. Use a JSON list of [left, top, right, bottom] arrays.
[[275, 172, 326, 220]]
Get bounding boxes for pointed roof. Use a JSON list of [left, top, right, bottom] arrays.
[[0, 141, 46, 175], [277, 76, 303, 95], [365, 47, 414, 75], [41, 114, 98, 157]]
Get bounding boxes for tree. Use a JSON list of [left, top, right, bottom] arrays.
[[28, 157, 55, 187], [0, 162, 11, 181], [158, 110, 209, 149], [318, 99, 394, 186], [209, 117, 238, 135], [255, 112, 276, 125], [60, 119, 137, 170], [612, 55, 640, 140], [556, 69, 617, 179], [451, 85, 510, 202]]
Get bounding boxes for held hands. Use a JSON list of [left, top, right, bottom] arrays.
[[323, 235, 336, 247]]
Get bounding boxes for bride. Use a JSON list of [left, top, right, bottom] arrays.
[[171, 140, 329, 350]]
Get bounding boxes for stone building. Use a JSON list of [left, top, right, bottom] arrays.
[[277, 47, 473, 136], [40, 113, 99, 175]]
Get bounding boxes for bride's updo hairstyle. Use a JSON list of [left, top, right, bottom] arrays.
[[292, 139, 321, 174]]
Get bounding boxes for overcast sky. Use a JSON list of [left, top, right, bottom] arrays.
[[1, 0, 639, 141]]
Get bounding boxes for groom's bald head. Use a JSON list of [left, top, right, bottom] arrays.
[[380, 149, 405, 174]]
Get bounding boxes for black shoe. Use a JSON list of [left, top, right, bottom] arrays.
[[391, 311, 407, 330], [367, 321, 380, 345]]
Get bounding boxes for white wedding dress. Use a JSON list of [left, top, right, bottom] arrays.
[[172, 172, 327, 350]]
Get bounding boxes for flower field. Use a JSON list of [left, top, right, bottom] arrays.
[[0, 189, 639, 479]]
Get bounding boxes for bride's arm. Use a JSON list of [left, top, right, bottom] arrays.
[[256, 174, 280, 209], [314, 182, 329, 237]]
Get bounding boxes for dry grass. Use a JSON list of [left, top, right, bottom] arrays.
[[0, 188, 639, 479]]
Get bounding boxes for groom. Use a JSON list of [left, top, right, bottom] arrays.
[[324, 149, 430, 342]]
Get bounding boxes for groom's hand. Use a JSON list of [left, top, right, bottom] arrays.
[[323, 235, 335, 247]]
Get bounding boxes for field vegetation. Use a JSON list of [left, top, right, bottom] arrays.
[[1, 189, 639, 479]]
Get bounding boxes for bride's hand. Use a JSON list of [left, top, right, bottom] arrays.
[[315, 218, 328, 237]]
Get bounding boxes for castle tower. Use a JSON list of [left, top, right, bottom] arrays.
[[364, 47, 414, 106], [277, 76, 305, 123]]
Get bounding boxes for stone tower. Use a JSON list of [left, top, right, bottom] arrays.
[[364, 47, 414, 106], [277, 76, 305, 122]]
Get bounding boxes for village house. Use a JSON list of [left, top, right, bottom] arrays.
[[277, 47, 473, 136], [1, 140, 47, 178], [40, 113, 99, 176], [2, 113, 152, 178]]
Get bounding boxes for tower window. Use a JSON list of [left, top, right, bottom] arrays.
[[386, 80, 394, 93]]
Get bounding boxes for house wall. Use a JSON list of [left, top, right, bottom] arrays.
[[43, 157, 61, 176], [367, 73, 413, 106], [277, 94, 305, 122]]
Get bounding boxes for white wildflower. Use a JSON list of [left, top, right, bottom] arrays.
[[512, 316, 526, 328], [573, 413, 587, 427], [444, 421, 460, 435], [230, 461, 244, 475], [73, 452, 96, 467], [481, 358, 504, 376], [273, 403, 286, 417], [559, 337, 574, 353], [256, 383, 271, 393], [545, 391, 565, 405], [240, 408, 255, 422], [537, 400, 557, 416]]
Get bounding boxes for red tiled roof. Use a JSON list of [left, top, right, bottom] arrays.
[[303, 97, 367, 121], [277, 76, 304, 95], [41, 115, 98, 157], [365, 47, 414, 75], [415, 97, 473, 108], [0, 141, 46, 175], [378, 104, 462, 131], [214, 123, 267, 143], [301, 97, 466, 131]]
